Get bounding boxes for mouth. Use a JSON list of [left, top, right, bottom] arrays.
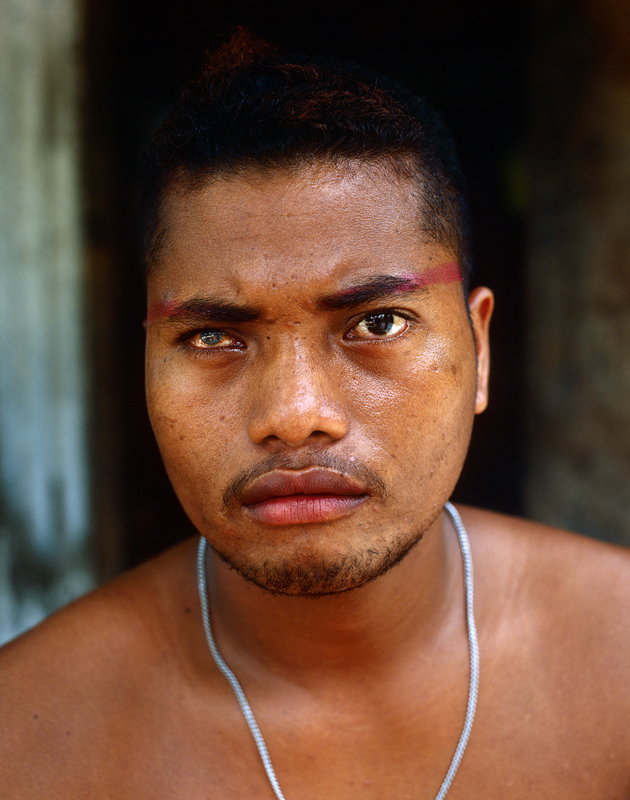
[[239, 468, 370, 526]]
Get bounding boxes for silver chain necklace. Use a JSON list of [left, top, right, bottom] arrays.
[[196, 501, 479, 800]]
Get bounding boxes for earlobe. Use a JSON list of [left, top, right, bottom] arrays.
[[467, 287, 494, 414]]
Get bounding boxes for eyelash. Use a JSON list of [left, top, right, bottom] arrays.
[[176, 308, 416, 352]]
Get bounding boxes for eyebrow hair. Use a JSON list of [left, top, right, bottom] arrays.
[[148, 264, 463, 323], [317, 264, 462, 311], [317, 275, 426, 311], [147, 297, 262, 325]]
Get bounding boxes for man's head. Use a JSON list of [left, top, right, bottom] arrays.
[[143, 33, 493, 598], [142, 29, 471, 289]]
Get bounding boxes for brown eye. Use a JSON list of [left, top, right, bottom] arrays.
[[352, 311, 408, 340]]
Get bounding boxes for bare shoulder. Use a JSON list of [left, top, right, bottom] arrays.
[[0, 538, 205, 791], [455, 505, 630, 787], [459, 504, 630, 693], [0, 536, 200, 672], [460, 503, 630, 604]]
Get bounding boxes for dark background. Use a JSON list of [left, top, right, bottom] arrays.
[[85, 2, 531, 570]]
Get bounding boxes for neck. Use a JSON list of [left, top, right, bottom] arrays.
[[204, 508, 465, 685]]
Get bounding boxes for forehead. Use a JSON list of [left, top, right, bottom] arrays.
[[149, 162, 456, 301]]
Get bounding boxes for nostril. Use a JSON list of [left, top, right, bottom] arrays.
[[248, 406, 349, 447], [258, 429, 335, 449]]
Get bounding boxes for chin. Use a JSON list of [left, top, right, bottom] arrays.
[[213, 530, 423, 597]]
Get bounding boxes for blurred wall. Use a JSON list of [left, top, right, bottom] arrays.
[[527, 0, 630, 545], [0, 0, 95, 642]]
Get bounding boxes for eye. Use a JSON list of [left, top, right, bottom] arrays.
[[187, 330, 242, 350], [347, 311, 409, 340]]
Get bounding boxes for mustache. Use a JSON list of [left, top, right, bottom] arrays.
[[222, 452, 387, 509]]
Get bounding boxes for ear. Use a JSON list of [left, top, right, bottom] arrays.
[[467, 286, 494, 414]]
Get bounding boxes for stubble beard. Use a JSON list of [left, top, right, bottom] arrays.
[[212, 526, 426, 597], [214, 452, 433, 596]]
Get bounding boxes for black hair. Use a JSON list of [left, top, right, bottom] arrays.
[[142, 29, 472, 287]]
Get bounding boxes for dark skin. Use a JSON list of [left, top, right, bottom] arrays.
[[2, 161, 630, 799]]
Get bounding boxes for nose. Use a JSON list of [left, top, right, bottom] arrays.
[[247, 337, 349, 447]]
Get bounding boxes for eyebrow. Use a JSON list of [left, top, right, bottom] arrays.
[[147, 262, 462, 323], [146, 297, 262, 326], [317, 263, 461, 311]]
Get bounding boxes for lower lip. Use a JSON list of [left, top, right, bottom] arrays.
[[245, 494, 368, 525]]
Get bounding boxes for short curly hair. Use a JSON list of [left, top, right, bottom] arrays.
[[142, 29, 471, 287]]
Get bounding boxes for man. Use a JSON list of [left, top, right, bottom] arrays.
[[2, 30, 630, 799]]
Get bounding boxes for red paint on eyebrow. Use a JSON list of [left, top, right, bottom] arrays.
[[317, 262, 462, 310], [146, 297, 261, 325], [145, 262, 462, 324], [146, 300, 178, 326], [398, 262, 462, 290]]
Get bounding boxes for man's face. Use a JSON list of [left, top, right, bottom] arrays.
[[145, 161, 492, 596]]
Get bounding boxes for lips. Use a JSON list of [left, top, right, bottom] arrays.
[[239, 468, 370, 525]]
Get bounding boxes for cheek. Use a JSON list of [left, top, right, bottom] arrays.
[[147, 337, 239, 426], [147, 392, 237, 530], [145, 356, 241, 487], [149, 386, 234, 454], [357, 350, 476, 508], [344, 334, 476, 439]]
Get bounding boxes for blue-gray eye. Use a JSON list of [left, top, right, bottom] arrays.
[[199, 331, 225, 346]]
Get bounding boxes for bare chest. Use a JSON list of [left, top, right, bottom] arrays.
[[83, 678, 630, 800]]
